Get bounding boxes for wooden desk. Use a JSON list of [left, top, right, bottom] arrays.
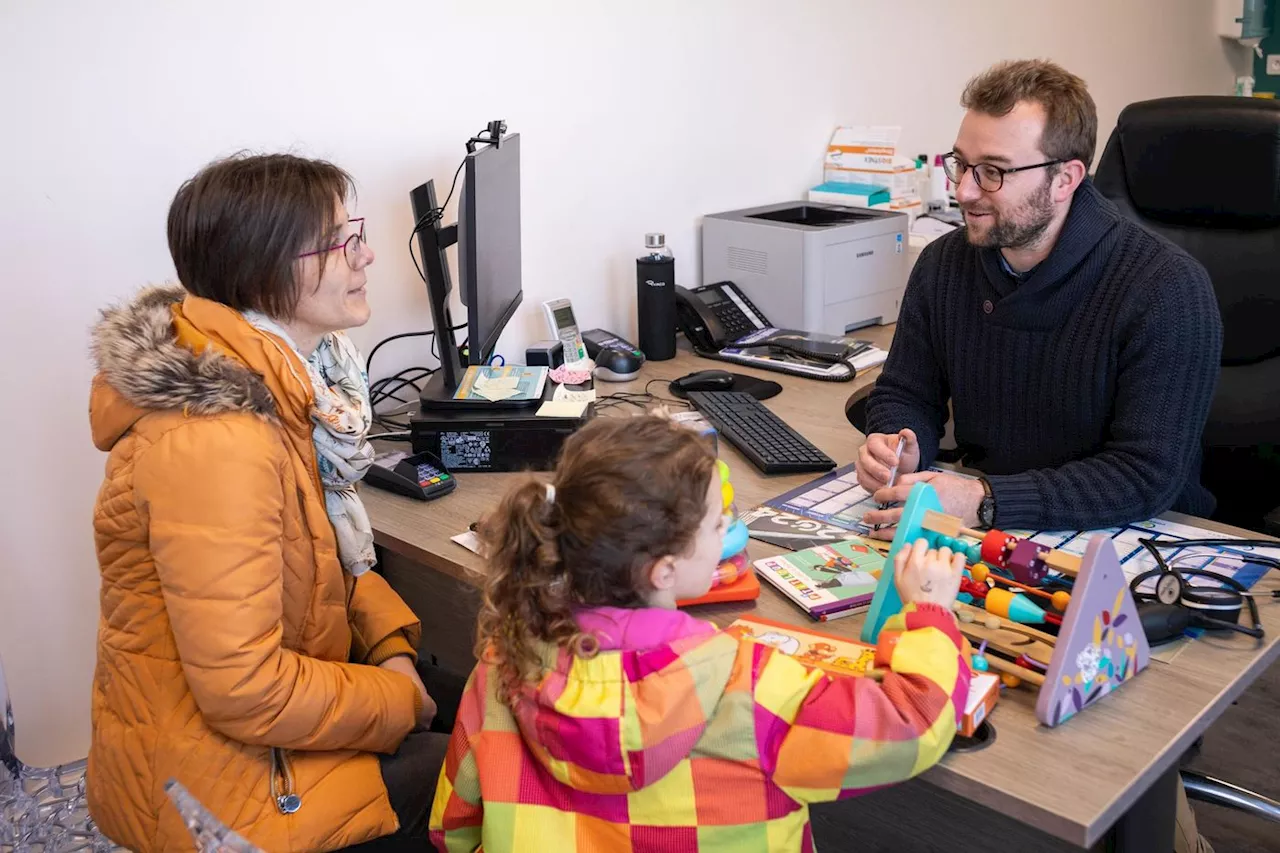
[[364, 334, 1280, 851]]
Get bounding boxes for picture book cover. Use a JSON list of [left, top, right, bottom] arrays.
[[725, 614, 1001, 736], [753, 538, 884, 620], [724, 615, 877, 676], [739, 504, 874, 552]]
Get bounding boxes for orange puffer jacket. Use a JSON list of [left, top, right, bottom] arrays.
[[87, 286, 423, 852]]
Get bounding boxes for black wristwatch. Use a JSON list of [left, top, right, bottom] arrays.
[[977, 478, 996, 528]]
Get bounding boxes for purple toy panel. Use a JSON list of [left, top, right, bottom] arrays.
[[1036, 535, 1151, 727]]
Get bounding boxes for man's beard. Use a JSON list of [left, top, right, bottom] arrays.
[[962, 176, 1054, 250]]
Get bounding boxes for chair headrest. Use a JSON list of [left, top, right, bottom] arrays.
[[1095, 96, 1280, 227]]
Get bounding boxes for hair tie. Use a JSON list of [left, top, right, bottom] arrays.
[[544, 483, 556, 505]]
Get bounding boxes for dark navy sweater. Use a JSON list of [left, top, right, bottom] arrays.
[[866, 180, 1223, 530]]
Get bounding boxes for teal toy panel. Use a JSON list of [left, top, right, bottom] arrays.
[[860, 481, 943, 643]]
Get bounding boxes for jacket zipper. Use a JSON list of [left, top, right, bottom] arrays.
[[270, 747, 302, 814]]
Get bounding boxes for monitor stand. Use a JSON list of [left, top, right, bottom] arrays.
[[418, 370, 545, 412]]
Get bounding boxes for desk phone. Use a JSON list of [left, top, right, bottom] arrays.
[[675, 281, 771, 351]]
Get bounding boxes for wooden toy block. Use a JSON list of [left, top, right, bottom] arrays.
[[1043, 550, 1082, 576], [922, 509, 965, 539]]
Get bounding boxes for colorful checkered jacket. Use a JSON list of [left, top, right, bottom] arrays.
[[430, 602, 968, 852]]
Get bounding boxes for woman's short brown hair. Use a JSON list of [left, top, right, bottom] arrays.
[[166, 152, 354, 319], [961, 59, 1097, 167]]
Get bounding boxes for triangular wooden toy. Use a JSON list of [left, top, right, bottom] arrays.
[[857, 481, 1151, 727], [1036, 534, 1150, 726]]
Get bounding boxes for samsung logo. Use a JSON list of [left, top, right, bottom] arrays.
[[856, 250, 874, 259]]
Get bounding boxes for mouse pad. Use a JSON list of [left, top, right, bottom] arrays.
[[669, 372, 782, 401]]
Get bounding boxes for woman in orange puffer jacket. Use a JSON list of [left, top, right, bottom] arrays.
[[86, 153, 462, 852]]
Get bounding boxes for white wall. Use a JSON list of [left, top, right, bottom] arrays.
[[0, 0, 1247, 765]]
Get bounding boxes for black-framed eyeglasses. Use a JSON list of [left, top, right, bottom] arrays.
[[297, 218, 366, 269], [941, 152, 1065, 192]]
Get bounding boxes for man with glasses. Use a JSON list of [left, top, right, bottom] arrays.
[[858, 59, 1222, 543], [856, 59, 1221, 853]]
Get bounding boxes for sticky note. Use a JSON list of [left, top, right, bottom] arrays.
[[477, 374, 519, 390], [536, 400, 588, 418], [553, 384, 597, 403]]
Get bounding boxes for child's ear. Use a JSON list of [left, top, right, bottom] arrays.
[[648, 555, 677, 592]]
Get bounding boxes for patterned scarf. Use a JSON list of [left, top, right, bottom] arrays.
[[244, 312, 377, 576]]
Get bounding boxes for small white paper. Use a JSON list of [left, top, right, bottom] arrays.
[[536, 400, 588, 418], [473, 385, 519, 402], [476, 374, 519, 390], [450, 530, 483, 555], [553, 385, 596, 403]]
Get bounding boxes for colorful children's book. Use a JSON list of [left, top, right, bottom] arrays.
[[753, 538, 885, 620], [725, 615, 1000, 737], [724, 615, 879, 677]]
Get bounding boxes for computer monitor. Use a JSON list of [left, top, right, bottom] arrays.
[[411, 132, 525, 409], [459, 133, 522, 366]]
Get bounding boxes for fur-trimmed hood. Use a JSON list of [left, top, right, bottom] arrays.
[[89, 285, 281, 451]]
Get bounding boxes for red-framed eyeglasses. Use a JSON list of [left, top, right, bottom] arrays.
[[297, 218, 366, 269]]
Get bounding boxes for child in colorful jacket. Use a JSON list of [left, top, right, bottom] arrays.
[[430, 415, 970, 853]]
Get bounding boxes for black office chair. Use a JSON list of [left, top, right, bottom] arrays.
[[1094, 95, 1280, 536], [1097, 95, 1280, 828]]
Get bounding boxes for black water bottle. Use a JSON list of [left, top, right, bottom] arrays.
[[636, 232, 676, 361]]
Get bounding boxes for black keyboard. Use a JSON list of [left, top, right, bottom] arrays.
[[687, 391, 836, 474]]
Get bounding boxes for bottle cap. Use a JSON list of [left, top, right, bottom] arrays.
[[645, 233, 665, 249]]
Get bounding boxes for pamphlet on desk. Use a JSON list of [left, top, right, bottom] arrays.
[[674, 281, 887, 381], [717, 328, 887, 381]]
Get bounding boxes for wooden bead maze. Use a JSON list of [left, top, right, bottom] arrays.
[[860, 481, 1151, 727]]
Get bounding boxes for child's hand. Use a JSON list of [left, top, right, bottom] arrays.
[[893, 539, 965, 609]]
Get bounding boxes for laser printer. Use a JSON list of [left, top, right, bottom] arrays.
[[700, 201, 909, 335]]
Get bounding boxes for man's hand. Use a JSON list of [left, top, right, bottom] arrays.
[[862, 471, 984, 540], [893, 538, 966, 609], [856, 429, 920, 493], [379, 655, 437, 730]]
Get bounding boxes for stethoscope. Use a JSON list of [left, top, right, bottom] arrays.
[[1128, 538, 1280, 640]]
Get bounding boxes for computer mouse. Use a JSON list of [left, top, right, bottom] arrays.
[[671, 369, 734, 394], [593, 347, 644, 382]]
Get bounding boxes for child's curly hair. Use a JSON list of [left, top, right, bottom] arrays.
[[475, 415, 717, 703]]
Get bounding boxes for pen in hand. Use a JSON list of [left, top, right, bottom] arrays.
[[884, 435, 906, 493], [873, 435, 908, 529]]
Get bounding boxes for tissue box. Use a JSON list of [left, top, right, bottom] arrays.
[[808, 181, 891, 208], [823, 126, 922, 201], [872, 196, 924, 227]]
